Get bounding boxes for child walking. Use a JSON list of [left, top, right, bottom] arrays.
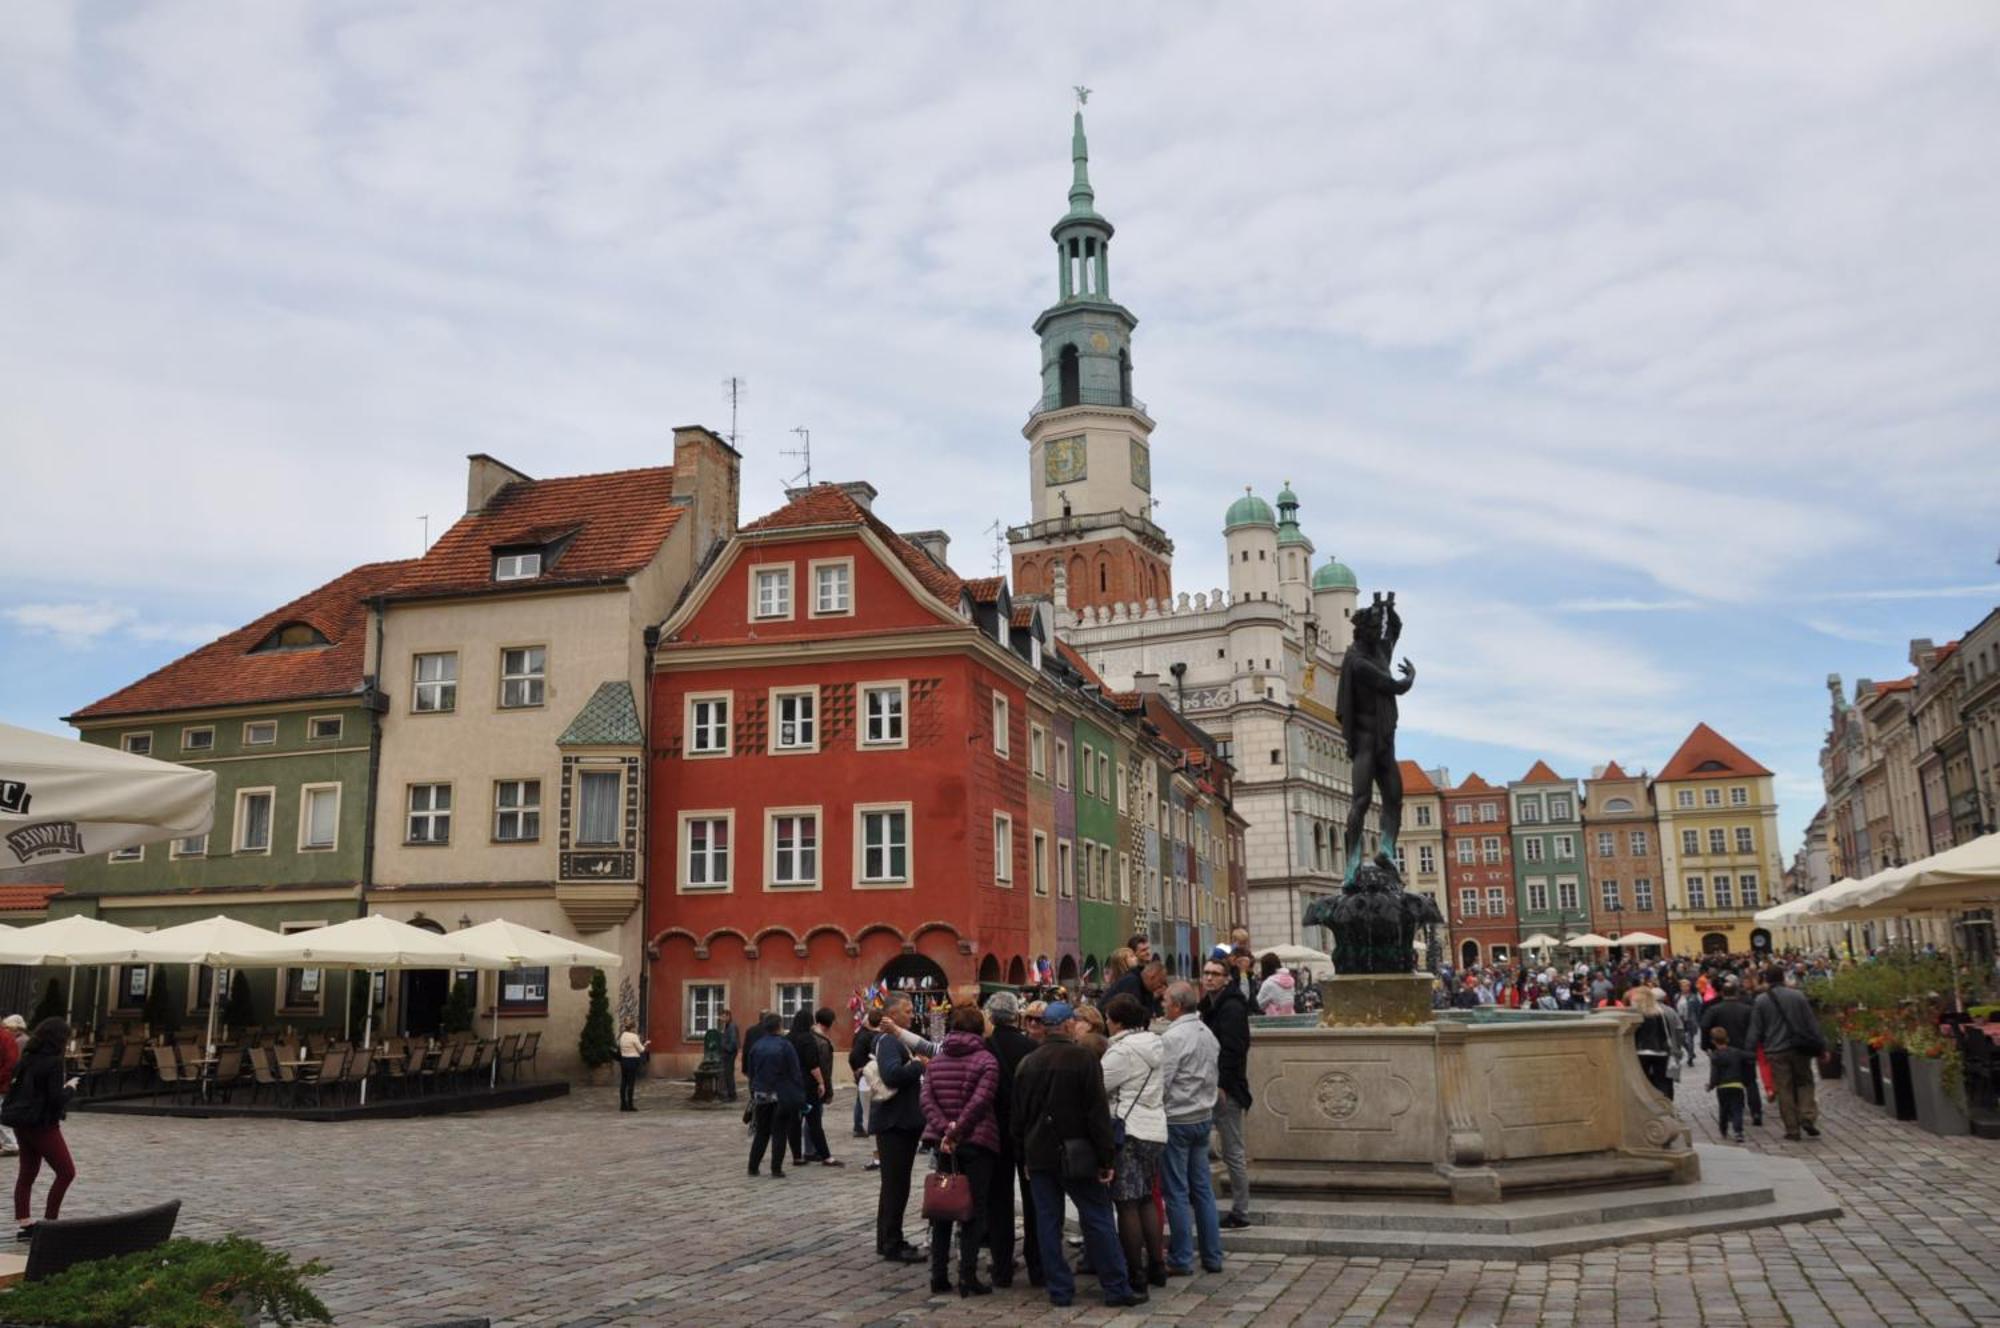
[[1707, 1027, 1754, 1143]]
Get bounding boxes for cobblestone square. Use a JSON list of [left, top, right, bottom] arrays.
[[47, 1056, 2000, 1327]]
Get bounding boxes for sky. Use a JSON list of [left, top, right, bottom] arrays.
[[4, 1, 1998, 862]]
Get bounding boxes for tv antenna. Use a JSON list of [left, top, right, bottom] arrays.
[[722, 376, 746, 448], [418, 515, 429, 553], [986, 520, 1006, 575], [782, 427, 813, 490]]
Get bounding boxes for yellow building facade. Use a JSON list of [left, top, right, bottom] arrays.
[[1654, 723, 1786, 957]]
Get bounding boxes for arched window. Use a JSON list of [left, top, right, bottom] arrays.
[[1058, 344, 1081, 407], [1097, 558, 1109, 593]]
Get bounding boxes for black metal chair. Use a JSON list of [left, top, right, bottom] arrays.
[[25, 1200, 181, 1283]]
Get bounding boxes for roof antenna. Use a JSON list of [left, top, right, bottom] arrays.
[[418, 515, 429, 554], [722, 376, 746, 448], [782, 427, 813, 490], [986, 519, 1005, 576]]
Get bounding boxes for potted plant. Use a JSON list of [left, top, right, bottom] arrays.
[[440, 975, 476, 1036], [1903, 1026, 1971, 1136], [578, 968, 617, 1086], [0, 1234, 330, 1326], [28, 979, 64, 1028], [222, 971, 256, 1039]]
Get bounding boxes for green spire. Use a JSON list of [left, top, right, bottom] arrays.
[[1068, 111, 1099, 219]]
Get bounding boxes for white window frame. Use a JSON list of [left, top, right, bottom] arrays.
[[406, 782, 453, 845], [1482, 836, 1501, 864], [1118, 852, 1130, 903], [1739, 873, 1760, 906], [1601, 879, 1622, 911], [1456, 839, 1475, 864], [858, 681, 907, 750], [679, 810, 735, 893], [685, 692, 732, 757], [1057, 838, 1074, 898], [1629, 830, 1649, 855], [1081, 743, 1096, 795], [993, 694, 1010, 757], [1030, 724, 1047, 779], [775, 980, 818, 1022], [412, 652, 459, 713], [120, 731, 152, 756], [684, 981, 727, 1042], [499, 645, 547, 709], [1703, 787, 1721, 807], [1527, 880, 1549, 912], [492, 778, 542, 843], [855, 803, 912, 888], [169, 832, 207, 860], [1634, 878, 1654, 911], [1734, 826, 1754, 854], [1098, 752, 1111, 802], [574, 765, 623, 847], [181, 725, 215, 753], [749, 563, 795, 621], [1596, 831, 1614, 858], [297, 782, 341, 853], [807, 557, 854, 618], [1676, 789, 1695, 808], [1418, 844, 1436, 875], [770, 686, 819, 754], [1485, 886, 1507, 915], [1523, 838, 1544, 863], [1557, 878, 1580, 911], [242, 720, 278, 747], [1453, 804, 1471, 825], [307, 715, 344, 742], [109, 842, 144, 863], [1055, 739, 1071, 790], [1554, 834, 1575, 860], [766, 806, 822, 891], [494, 550, 543, 581], [1459, 888, 1479, 918], [1686, 875, 1706, 908], [1032, 830, 1049, 896], [1479, 802, 1497, 822], [1682, 828, 1700, 855], [1730, 786, 1749, 806], [235, 786, 276, 855], [1707, 827, 1727, 855], [993, 812, 1013, 885]]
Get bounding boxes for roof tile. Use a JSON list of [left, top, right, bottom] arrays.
[[1657, 723, 1774, 781], [1519, 759, 1565, 784], [69, 559, 414, 720], [1397, 760, 1438, 794], [741, 484, 963, 605]]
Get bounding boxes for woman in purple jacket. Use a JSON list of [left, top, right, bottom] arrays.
[[919, 1004, 1001, 1298]]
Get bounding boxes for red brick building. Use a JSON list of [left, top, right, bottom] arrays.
[[1442, 773, 1518, 968], [645, 484, 1042, 1069]]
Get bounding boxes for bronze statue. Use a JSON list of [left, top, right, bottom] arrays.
[[1303, 592, 1441, 975]]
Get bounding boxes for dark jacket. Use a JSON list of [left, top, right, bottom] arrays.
[[987, 1021, 1036, 1158], [1011, 1033, 1115, 1174], [747, 1032, 807, 1110], [1, 1046, 70, 1130], [1200, 982, 1254, 1110], [1749, 985, 1823, 1055], [719, 1021, 741, 1060], [1104, 969, 1160, 1020], [867, 1029, 926, 1135], [811, 1029, 836, 1102], [847, 1025, 877, 1076], [1700, 995, 1755, 1053], [741, 1021, 766, 1075], [920, 1032, 1002, 1154], [1707, 1046, 1756, 1093]]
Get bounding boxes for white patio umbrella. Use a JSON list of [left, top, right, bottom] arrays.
[[1615, 931, 1669, 947], [64, 915, 287, 1055], [455, 920, 621, 1085], [1563, 932, 1615, 948], [1519, 933, 1561, 949], [1261, 942, 1331, 970], [0, 721, 214, 865], [1853, 832, 2000, 914], [6, 915, 152, 1023]]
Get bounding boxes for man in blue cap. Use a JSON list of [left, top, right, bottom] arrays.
[[1010, 1002, 1144, 1309]]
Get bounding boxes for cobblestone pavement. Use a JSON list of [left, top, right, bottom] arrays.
[[45, 1055, 2000, 1327]]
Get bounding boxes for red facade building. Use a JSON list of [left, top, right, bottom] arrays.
[[1442, 773, 1518, 968], [646, 485, 1041, 1069]]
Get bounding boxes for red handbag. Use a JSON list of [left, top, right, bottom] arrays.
[[921, 1150, 975, 1224]]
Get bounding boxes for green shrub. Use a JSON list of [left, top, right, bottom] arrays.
[[440, 975, 476, 1036], [141, 975, 177, 1036], [29, 978, 64, 1027], [578, 969, 616, 1068], [0, 1234, 330, 1326]]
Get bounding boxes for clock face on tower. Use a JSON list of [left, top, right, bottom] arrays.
[[1045, 435, 1088, 486], [1129, 437, 1151, 491]]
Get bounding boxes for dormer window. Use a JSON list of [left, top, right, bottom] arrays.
[[251, 621, 329, 653], [494, 549, 543, 582]]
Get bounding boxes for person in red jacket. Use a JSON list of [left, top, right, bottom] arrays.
[[0, 1015, 22, 1156]]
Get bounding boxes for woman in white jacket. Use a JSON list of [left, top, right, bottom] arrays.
[[1100, 992, 1170, 1288]]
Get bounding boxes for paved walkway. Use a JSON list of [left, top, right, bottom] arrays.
[[44, 1056, 2000, 1326]]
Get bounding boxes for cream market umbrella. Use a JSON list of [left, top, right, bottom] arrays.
[[1563, 933, 1615, 949], [7, 915, 152, 1023], [1261, 943, 1332, 970], [1615, 931, 1669, 947], [64, 915, 287, 1055], [1519, 933, 1561, 949], [1803, 870, 1905, 924], [1853, 832, 2000, 915], [0, 721, 214, 866], [455, 920, 622, 1085]]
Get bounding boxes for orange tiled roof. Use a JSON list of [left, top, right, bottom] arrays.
[[1519, 759, 1564, 784], [1397, 760, 1438, 794], [1872, 676, 1916, 694], [1055, 640, 1109, 691], [1934, 641, 1960, 661], [0, 885, 62, 913], [69, 559, 415, 721], [963, 576, 1005, 604], [1599, 760, 1629, 780], [383, 466, 682, 601], [1453, 773, 1493, 793], [741, 484, 963, 605], [1010, 606, 1035, 629], [1657, 723, 1774, 781]]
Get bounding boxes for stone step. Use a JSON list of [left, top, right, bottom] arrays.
[[1241, 1180, 1775, 1235], [1240, 1149, 1684, 1202]]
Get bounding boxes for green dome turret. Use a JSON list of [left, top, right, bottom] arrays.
[[1224, 488, 1276, 531], [1312, 558, 1358, 591], [1278, 523, 1312, 548]]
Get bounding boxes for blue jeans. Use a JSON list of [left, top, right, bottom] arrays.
[[1028, 1170, 1131, 1305], [1161, 1120, 1223, 1272]]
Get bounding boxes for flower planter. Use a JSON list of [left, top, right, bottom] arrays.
[[1863, 1045, 1889, 1107], [1847, 1039, 1874, 1100], [1887, 1047, 1919, 1121], [1909, 1056, 1970, 1136]]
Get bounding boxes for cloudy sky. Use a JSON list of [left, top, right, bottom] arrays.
[[5, 2, 1997, 856]]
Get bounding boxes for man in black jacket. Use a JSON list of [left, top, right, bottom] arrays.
[[847, 1010, 879, 1137], [869, 994, 928, 1262], [1199, 959, 1254, 1228], [1699, 978, 1763, 1127], [1749, 965, 1824, 1141], [984, 991, 1040, 1288], [1011, 1003, 1142, 1309]]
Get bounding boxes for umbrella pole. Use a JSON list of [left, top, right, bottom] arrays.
[[343, 971, 353, 1043], [205, 970, 220, 1054], [360, 970, 375, 1106], [65, 962, 76, 1024], [490, 980, 499, 1089]]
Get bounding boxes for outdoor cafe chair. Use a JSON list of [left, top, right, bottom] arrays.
[[342, 1047, 373, 1105], [421, 1040, 462, 1095], [461, 1041, 493, 1091], [247, 1048, 284, 1107], [263, 1045, 302, 1106], [514, 1030, 540, 1082], [298, 1047, 347, 1110], [114, 1040, 145, 1093], [496, 1032, 521, 1080], [151, 1045, 197, 1105], [79, 1043, 116, 1098], [211, 1048, 244, 1104]]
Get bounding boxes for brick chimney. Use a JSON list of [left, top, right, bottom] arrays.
[[901, 530, 951, 569], [466, 453, 532, 514], [672, 425, 742, 558]]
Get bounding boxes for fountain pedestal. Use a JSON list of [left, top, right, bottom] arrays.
[[1319, 974, 1434, 1028]]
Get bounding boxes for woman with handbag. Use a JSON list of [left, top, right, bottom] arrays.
[[3, 1018, 79, 1239], [918, 1004, 1000, 1297], [1099, 993, 1168, 1288], [1628, 985, 1677, 1100]]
